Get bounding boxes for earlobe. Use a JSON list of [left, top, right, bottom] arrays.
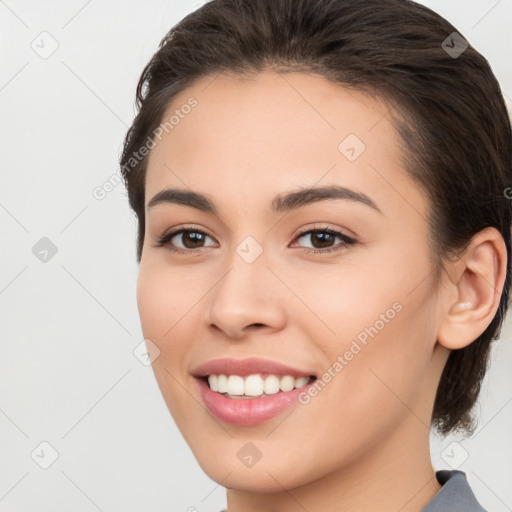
[[437, 227, 507, 351]]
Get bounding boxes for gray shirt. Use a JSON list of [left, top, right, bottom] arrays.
[[422, 470, 487, 511]]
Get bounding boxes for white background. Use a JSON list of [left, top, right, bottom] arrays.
[[1, 1, 511, 511]]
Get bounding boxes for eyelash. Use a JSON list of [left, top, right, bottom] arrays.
[[154, 223, 357, 256]]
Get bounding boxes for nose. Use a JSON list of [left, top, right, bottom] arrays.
[[203, 250, 288, 341]]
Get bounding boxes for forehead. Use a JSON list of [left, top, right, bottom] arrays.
[[144, 70, 428, 222]]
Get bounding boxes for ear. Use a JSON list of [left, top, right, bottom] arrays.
[[437, 227, 508, 350]]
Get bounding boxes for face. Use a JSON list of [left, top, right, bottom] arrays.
[[137, 70, 449, 491]]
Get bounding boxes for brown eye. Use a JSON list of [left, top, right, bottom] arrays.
[[173, 230, 209, 249], [298, 230, 337, 249], [156, 227, 217, 254], [292, 227, 357, 254]]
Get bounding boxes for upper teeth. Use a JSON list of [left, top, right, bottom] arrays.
[[207, 374, 311, 396]]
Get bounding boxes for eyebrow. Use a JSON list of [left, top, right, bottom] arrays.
[[146, 185, 383, 215]]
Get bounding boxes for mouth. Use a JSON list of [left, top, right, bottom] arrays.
[[192, 357, 318, 424], [199, 373, 317, 399], [192, 358, 319, 425]]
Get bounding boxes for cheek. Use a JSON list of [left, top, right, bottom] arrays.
[[287, 307, 435, 483], [136, 263, 197, 415], [135, 263, 194, 391], [136, 261, 192, 338], [291, 263, 400, 352], [324, 284, 437, 439], [303, 256, 437, 425]]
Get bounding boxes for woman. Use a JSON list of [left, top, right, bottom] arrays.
[[120, 0, 511, 510]]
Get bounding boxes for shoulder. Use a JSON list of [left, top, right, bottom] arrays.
[[422, 470, 488, 512]]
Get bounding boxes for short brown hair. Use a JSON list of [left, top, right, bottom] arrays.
[[120, 0, 512, 436]]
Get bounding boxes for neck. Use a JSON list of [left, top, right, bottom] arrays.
[[226, 416, 441, 512]]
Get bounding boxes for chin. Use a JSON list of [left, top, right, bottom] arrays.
[[189, 443, 324, 493]]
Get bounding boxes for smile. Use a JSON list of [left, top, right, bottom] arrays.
[[206, 373, 314, 398], [193, 357, 318, 425]]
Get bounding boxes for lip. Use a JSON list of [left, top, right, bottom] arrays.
[[192, 357, 317, 426], [192, 357, 316, 378], [195, 377, 315, 426]]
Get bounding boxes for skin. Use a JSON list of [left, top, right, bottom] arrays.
[[136, 70, 507, 512]]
